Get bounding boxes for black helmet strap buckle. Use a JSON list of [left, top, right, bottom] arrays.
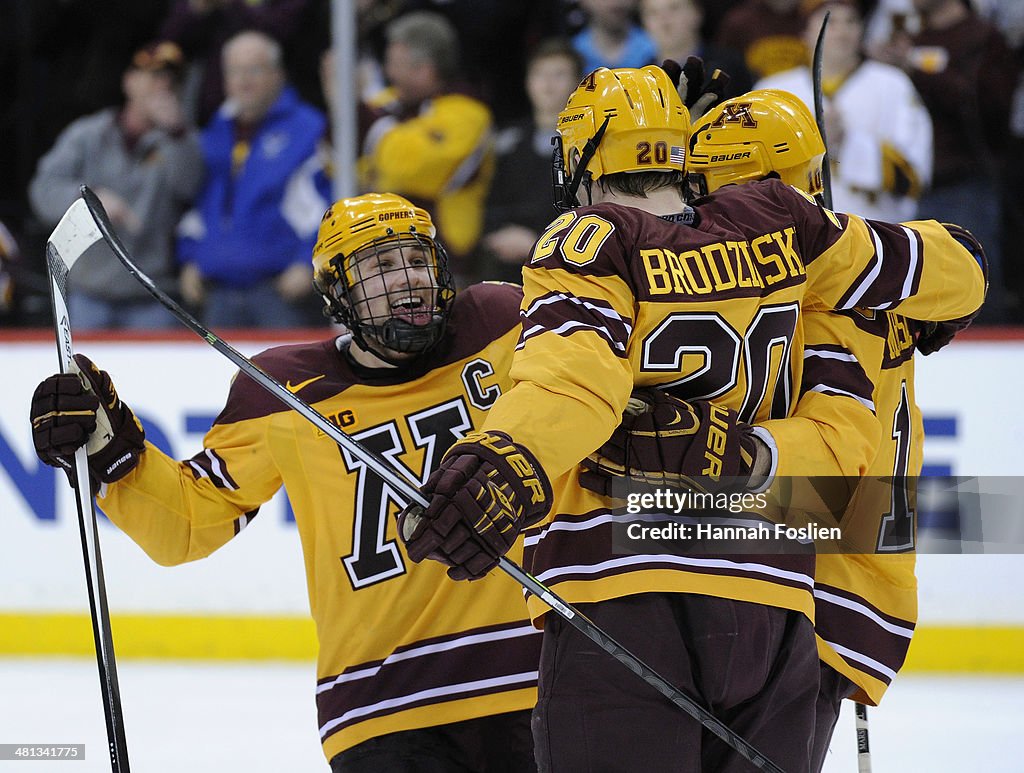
[[553, 116, 611, 212]]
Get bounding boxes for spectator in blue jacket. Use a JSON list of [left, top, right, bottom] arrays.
[[178, 29, 329, 328], [572, 0, 659, 73]]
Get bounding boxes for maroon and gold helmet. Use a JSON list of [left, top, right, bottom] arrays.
[[553, 65, 691, 210], [313, 193, 455, 363], [688, 89, 825, 198]]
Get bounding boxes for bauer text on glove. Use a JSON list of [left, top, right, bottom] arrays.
[[398, 431, 551, 581]]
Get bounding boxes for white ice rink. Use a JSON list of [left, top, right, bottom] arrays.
[[1, 658, 1021, 772]]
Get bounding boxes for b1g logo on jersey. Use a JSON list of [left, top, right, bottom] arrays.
[[710, 103, 757, 129], [315, 409, 357, 437]]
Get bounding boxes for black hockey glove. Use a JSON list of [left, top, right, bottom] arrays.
[[661, 57, 731, 119], [398, 431, 552, 581], [913, 223, 988, 355], [31, 353, 145, 489], [912, 316, 974, 356], [580, 388, 760, 497]]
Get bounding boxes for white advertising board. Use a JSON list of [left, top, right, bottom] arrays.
[[1, 334, 1022, 630]]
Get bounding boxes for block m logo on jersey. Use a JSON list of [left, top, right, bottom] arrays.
[[710, 103, 758, 129], [337, 398, 473, 589]]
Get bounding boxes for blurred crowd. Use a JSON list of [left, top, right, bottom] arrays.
[[1, 0, 1022, 328]]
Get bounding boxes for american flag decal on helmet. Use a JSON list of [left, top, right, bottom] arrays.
[[670, 145, 686, 167]]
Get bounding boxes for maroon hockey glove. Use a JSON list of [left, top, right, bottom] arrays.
[[912, 316, 974, 356], [30, 353, 145, 488], [399, 431, 552, 581], [580, 388, 758, 497], [913, 223, 988, 355]]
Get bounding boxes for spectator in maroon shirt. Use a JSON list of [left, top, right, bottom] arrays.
[[715, 0, 806, 80]]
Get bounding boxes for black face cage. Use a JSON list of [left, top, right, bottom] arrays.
[[315, 233, 456, 365]]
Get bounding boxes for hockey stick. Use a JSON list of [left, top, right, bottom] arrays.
[[855, 701, 872, 771], [75, 185, 785, 773], [813, 16, 875, 768], [45, 199, 131, 772], [812, 9, 834, 209]]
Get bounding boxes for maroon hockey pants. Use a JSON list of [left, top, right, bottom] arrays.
[[531, 592, 819, 772], [810, 663, 858, 772]]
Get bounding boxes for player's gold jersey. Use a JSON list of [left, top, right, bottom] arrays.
[[97, 284, 541, 762], [811, 310, 921, 706], [483, 179, 983, 625]]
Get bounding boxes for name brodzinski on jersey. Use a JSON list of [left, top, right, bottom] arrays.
[[639, 225, 807, 297]]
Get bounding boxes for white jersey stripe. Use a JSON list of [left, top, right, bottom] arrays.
[[900, 224, 919, 301], [205, 448, 237, 491], [804, 348, 857, 362], [807, 384, 876, 411], [533, 553, 814, 589], [824, 640, 899, 682], [839, 223, 884, 310], [317, 625, 539, 693], [814, 588, 915, 638], [319, 671, 539, 737], [517, 319, 627, 352], [524, 292, 632, 331]]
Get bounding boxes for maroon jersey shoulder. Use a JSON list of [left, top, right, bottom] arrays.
[[701, 178, 852, 269], [453, 282, 523, 331], [215, 337, 353, 425], [433, 281, 522, 366]]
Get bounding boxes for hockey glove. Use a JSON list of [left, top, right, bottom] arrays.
[[912, 315, 974, 356], [913, 223, 988, 355], [399, 431, 552, 581], [580, 388, 759, 497], [661, 57, 731, 119], [31, 353, 145, 488]]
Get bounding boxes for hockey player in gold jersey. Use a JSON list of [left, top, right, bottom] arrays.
[[29, 194, 541, 771], [585, 88, 986, 770], [689, 88, 981, 769], [400, 66, 986, 772]]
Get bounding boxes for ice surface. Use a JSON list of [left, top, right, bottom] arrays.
[[1, 659, 1021, 771]]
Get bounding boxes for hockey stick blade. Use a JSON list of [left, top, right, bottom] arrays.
[[78, 185, 784, 773], [812, 9, 834, 209], [45, 204, 131, 773]]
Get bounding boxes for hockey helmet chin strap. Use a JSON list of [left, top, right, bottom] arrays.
[[364, 315, 447, 364], [328, 289, 449, 367], [553, 116, 611, 212], [326, 301, 448, 368]]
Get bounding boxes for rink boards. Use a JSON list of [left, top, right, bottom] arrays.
[[2, 330, 1023, 672]]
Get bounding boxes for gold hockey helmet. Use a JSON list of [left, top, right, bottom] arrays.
[[687, 89, 825, 198], [553, 65, 691, 210], [312, 193, 455, 362]]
